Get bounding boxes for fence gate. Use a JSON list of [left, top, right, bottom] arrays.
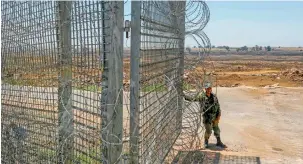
[[1, 1, 123, 164], [1, 0, 186, 163], [129, 1, 185, 163]]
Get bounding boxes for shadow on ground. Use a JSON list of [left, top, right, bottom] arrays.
[[206, 143, 226, 151], [172, 150, 261, 164]]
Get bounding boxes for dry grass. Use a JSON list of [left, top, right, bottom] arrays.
[[276, 47, 303, 51], [184, 55, 303, 87]]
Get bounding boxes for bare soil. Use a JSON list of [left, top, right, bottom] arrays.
[[184, 55, 303, 88], [3, 54, 303, 163], [200, 86, 303, 164], [4, 55, 303, 88]]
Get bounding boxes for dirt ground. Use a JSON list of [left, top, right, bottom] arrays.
[[3, 54, 303, 163], [199, 86, 303, 164], [4, 54, 303, 89], [184, 55, 303, 88]]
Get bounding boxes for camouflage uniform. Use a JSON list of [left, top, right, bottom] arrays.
[[184, 92, 221, 138], [184, 91, 226, 148]]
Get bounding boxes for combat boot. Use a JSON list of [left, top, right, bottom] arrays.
[[216, 136, 227, 148], [204, 139, 209, 148]]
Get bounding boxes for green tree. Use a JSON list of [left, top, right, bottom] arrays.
[[224, 46, 230, 51], [266, 46, 272, 51], [255, 45, 259, 51], [241, 46, 248, 51], [259, 46, 262, 51]]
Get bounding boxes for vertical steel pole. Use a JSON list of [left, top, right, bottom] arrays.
[[176, 1, 186, 130], [100, 1, 109, 163], [129, 1, 141, 164], [101, 1, 124, 163], [57, 1, 73, 163]]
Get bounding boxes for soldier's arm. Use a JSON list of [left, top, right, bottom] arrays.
[[214, 95, 221, 117], [184, 92, 204, 102], [183, 94, 195, 101]]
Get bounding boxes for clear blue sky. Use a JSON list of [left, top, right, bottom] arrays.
[[202, 1, 303, 47], [124, 1, 303, 48]]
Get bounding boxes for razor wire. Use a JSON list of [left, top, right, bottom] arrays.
[[2, 0, 214, 163], [125, 0, 215, 163], [125, 0, 216, 163], [163, 1, 217, 162], [131, 1, 185, 163]]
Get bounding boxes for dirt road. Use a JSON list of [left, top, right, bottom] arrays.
[[203, 86, 303, 163]]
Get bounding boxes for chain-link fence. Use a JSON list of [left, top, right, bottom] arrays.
[[1, 1, 123, 163]]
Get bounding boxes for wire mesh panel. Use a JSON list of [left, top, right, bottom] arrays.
[[70, 2, 105, 163], [1, 2, 59, 163], [1, 1, 123, 163], [130, 1, 185, 163]]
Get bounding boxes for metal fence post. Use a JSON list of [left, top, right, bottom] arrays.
[[57, 1, 73, 163], [176, 1, 186, 130], [129, 1, 141, 163], [101, 1, 124, 163]]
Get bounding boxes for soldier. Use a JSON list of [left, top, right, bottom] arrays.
[[181, 82, 227, 149]]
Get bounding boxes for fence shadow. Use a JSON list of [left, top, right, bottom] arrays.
[[205, 143, 226, 151], [172, 150, 261, 164]]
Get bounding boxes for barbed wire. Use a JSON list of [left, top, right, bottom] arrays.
[[137, 0, 216, 162]]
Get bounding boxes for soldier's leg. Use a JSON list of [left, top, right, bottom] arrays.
[[204, 123, 212, 148], [204, 123, 212, 139], [212, 120, 220, 138], [212, 121, 227, 148]]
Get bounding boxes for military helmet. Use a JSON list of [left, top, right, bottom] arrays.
[[204, 82, 212, 89]]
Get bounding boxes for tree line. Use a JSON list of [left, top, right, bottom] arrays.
[[186, 45, 273, 52]]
